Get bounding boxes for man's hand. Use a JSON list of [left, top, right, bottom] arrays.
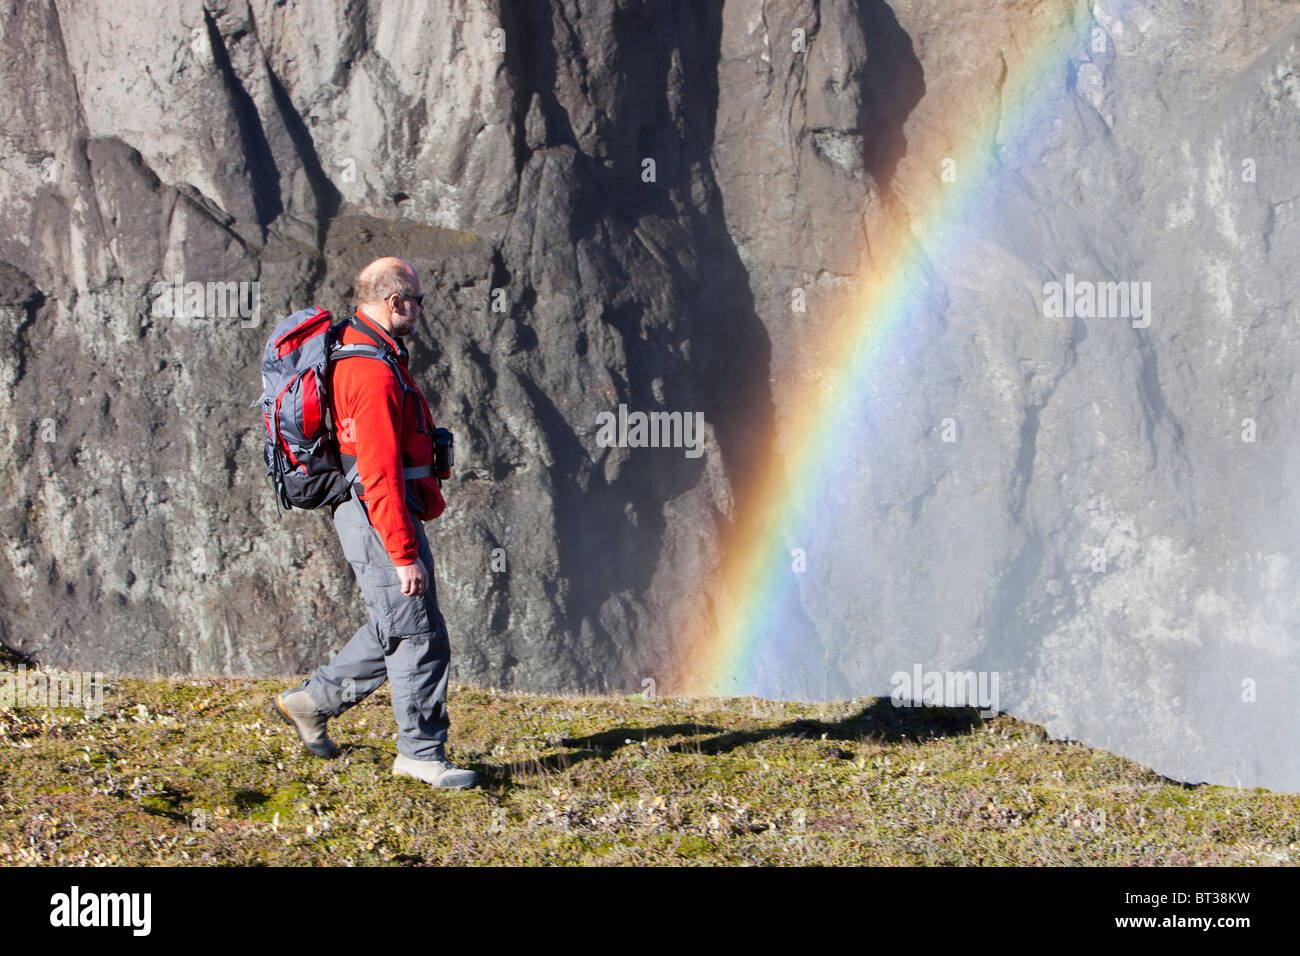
[[395, 558, 429, 597]]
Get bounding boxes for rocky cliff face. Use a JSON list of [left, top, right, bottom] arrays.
[[808, 0, 1300, 792], [1, 0, 1297, 790]]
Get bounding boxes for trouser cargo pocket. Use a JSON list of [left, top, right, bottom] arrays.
[[379, 574, 437, 640]]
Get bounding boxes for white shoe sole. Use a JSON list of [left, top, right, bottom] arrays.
[[393, 761, 477, 789]]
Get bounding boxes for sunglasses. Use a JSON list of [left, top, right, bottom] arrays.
[[391, 292, 425, 305]]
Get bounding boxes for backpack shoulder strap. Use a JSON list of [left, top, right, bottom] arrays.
[[330, 315, 433, 465], [331, 316, 412, 392], [331, 342, 410, 391], [344, 313, 398, 355], [332, 343, 388, 360]]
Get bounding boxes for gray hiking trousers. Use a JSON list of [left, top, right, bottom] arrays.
[[304, 490, 451, 761]]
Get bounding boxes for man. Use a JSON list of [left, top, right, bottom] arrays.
[[269, 256, 476, 789]]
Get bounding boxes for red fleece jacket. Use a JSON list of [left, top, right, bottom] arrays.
[[329, 308, 445, 566]]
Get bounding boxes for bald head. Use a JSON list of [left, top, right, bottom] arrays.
[[355, 257, 419, 308], [354, 256, 423, 337]]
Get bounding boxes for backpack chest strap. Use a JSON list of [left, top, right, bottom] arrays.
[[339, 454, 432, 484]]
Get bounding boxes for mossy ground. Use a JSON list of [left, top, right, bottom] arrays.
[[1, 666, 1297, 865]]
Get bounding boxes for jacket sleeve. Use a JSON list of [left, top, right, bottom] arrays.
[[336, 359, 419, 566]]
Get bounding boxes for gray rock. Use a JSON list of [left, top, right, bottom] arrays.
[[0, 0, 1296, 791]]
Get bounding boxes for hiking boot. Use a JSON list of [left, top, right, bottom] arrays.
[[392, 753, 478, 789], [268, 686, 339, 759]]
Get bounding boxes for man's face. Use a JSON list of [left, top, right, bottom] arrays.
[[388, 276, 423, 337]]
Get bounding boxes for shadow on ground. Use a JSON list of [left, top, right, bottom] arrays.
[[477, 699, 990, 788]]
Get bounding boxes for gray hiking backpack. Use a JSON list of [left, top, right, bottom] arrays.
[[253, 306, 408, 511]]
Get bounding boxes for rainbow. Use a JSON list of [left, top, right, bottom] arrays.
[[674, 1, 1098, 696]]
